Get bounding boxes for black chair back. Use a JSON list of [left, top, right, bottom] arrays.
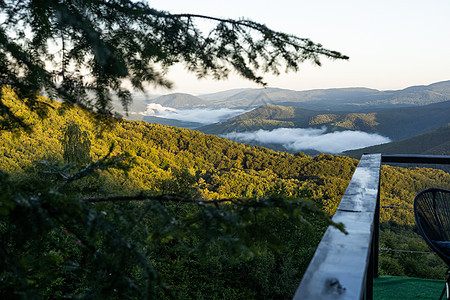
[[414, 188, 450, 266]]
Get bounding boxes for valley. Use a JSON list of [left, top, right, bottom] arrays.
[[119, 80, 450, 156]]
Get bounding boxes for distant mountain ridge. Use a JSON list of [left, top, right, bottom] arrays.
[[197, 88, 252, 102], [149, 93, 210, 108], [195, 87, 382, 109], [133, 80, 450, 112], [294, 80, 450, 109]]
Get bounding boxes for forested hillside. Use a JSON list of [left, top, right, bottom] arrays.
[[1, 89, 450, 298], [0, 89, 359, 208]]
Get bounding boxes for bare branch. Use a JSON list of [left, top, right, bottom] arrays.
[[84, 194, 236, 204]]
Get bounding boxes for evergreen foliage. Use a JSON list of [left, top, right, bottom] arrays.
[[62, 122, 92, 164], [0, 0, 347, 130]]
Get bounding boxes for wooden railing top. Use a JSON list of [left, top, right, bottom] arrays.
[[293, 154, 382, 300]]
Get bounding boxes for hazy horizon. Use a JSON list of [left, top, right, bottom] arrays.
[[135, 79, 449, 98], [148, 0, 450, 95]]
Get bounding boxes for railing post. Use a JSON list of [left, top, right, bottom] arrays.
[[366, 187, 380, 300], [374, 179, 380, 278]]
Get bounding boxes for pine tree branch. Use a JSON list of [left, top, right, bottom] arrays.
[[0, 0, 349, 127], [171, 13, 347, 59]]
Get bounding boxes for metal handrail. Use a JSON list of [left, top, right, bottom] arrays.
[[381, 154, 450, 164]]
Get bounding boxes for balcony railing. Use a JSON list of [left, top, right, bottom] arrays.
[[293, 154, 450, 300]]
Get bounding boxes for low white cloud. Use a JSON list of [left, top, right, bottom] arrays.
[[142, 103, 176, 114], [141, 103, 248, 124], [223, 127, 391, 153]]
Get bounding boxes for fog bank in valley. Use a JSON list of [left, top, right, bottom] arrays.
[[141, 103, 248, 124], [141, 104, 391, 153], [223, 128, 391, 154]]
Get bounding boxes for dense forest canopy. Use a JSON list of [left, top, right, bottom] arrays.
[[1, 89, 450, 297]]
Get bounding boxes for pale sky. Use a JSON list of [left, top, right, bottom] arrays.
[[148, 0, 450, 95]]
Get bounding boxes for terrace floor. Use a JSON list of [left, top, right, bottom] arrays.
[[374, 276, 445, 299]]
